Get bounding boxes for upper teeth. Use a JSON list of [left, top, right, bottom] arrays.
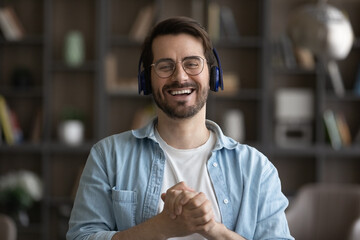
[[170, 89, 192, 95]]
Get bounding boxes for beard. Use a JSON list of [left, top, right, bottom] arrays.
[[152, 81, 208, 119]]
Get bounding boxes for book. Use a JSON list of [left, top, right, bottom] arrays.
[[9, 109, 23, 143], [220, 6, 240, 40], [323, 109, 342, 150], [354, 128, 360, 144], [31, 108, 42, 143], [105, 53, 118, 91], [0, 6, 25, 41], [129, 4, 154, 43], [335, 112, 352, 146], [0, 95, 15, 145], [327, 60, 345, 97], [208, 2, 221, 43], [280, 34, 297, 69]]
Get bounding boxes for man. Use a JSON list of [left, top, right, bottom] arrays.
[[67, 17, 293, 240]]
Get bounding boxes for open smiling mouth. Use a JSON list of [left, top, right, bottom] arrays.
[[169, 89, 194, 96]]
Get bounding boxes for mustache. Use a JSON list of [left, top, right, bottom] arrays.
[[163, 82, 198, 91]]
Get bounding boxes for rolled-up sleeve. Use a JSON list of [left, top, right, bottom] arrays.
[[66, 145, 116, 240], [254, 161, 293, 240]]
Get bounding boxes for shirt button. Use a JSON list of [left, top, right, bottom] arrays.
[[223, 199, 229, 204], [212, 162, 218, 167]]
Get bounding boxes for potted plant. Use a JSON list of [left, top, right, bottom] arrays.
[[58, 107, 85, 145], [0, 170, 43, 226]]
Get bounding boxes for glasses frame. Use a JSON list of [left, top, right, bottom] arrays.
[[150, 56, 206, 79]]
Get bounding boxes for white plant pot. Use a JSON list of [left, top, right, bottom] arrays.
[[58, 120, 84, 145]]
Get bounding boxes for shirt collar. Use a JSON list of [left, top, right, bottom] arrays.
[[132, 117, 238, 150]]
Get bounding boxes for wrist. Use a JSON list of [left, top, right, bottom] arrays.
[[201, 222, 226, 240]]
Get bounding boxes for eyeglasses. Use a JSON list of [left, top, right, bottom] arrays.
[[151, 56, 205, 78]]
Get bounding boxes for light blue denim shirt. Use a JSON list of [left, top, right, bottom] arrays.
[[67, 118, 293, 240]]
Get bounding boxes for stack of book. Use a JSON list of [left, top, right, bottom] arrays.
[[323, 109, 353, 150]]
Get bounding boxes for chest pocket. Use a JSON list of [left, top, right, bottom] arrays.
[[112, 187, 137, 231]]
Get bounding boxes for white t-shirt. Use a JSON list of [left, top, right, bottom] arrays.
[[155, 129, 221, 240]]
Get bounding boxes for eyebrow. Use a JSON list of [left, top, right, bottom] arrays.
[[155, 56, 201, 63]]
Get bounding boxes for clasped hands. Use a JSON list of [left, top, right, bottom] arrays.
[[159, 181, 219, 238]]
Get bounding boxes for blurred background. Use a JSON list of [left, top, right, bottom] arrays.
[[0, 0, 360, 239]]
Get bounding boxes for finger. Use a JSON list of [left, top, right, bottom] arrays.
[[185, 199, 213, 219], [174, 191, 198, 215], [184, 192, 207, 210], [165, 189, 182, 219], [171, 181, 195, 192]]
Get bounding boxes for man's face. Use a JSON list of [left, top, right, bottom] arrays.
[[151, 33, 210, 119]]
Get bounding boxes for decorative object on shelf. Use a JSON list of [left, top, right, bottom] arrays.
[[129, 4, 154, 43], [64, 30, 85, 67], [217, 72, 240, 96], [0, 6, 25, 41], [0, 170, 43, 227], [223, 109, 245, 143], [275, 88, 314, 148], [10, 67, 34, 90], [287, 0, 354, 97], [58, 107, 85, 145]]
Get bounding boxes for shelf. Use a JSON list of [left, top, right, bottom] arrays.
[[215, 36, 263, 48], [0, 143, 43, 153], [0, 35, 44, 46], [269, 144, 360, 158], [51, 62, 97, 73], [0, 142, 94, 154], [107, 89, 148, 98], [272, 67, 316, 75], [210, 89, 262, 101], [0, 87, 43, 98], [110, 35, 142, 47], [326, 92, 360, 101], [44, 142, 94, 153]]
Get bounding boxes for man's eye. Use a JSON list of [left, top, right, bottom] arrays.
[[158, 64, 173, 72], [184, 61, 200, 69]]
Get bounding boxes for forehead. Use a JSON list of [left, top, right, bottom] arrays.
[[152, 33, 204, 61]]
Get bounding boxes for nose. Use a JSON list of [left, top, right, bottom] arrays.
[[171, 61, 188, 82]]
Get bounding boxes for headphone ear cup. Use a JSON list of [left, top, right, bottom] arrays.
[[210, 66, 220, 92], [138, 70, 146, 94]]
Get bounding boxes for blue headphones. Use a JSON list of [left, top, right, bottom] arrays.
[[138, 48, 224, 95]]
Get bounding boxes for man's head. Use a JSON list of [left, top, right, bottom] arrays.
[[140, 17, 215, 119], [140, 17, 216, 94]]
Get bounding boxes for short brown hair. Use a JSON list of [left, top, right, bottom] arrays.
[[140, 16, 215, 88]]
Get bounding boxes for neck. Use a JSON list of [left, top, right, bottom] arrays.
[[156, 108, 209, 149]]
